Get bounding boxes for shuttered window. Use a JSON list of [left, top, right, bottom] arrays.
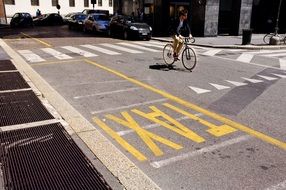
[[4, 0, 15, 5], [31, 0, 39, 6], [84, 0, 89, 7], [52, 0, 58, 6], [109, 0, 112, 7], [98, 0, 102, 6], [69, 0, 75, 7]]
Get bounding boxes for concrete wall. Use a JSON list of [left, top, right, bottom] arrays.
[[204, 0, 220, 36], [4, 0, 114, 23], [238, 0, 253, 34], [0, 0, 6, 24]]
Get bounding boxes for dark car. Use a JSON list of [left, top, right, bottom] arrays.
[[63, 12, 80, 24], [68, 13, 87, 30], [33, 13, 63, 26], [83, 13, 110, 33], [109, 15, 152, 40], [10, 13, 33, 28], [82, 9, 109, 16]]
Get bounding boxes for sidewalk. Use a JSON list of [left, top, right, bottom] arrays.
[[152, 34, 286, 50]]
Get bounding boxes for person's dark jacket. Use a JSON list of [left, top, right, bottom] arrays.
[[169, 18, 191, 37]]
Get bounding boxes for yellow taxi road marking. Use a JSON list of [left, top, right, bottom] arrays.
[[85, 59, 286, 150], [132, 106, 205, 143], [93, 117, 147, 161], [31, 59, 83, 66], [151, 135, 251, 168], [106, 112, 182, 156], [21, 32, 52, 47], [163, 103, 237, 137]]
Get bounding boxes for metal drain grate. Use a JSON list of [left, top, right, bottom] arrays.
[[0, 90, 54, 127], [0, 123, 112, 190], [0, 60, 16, 71], [0, 72, 30, 91]]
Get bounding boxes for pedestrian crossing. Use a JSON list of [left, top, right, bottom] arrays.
[[16, 40, 286, 70]]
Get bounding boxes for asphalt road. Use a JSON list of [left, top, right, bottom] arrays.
[[1, 25, 286, 190]]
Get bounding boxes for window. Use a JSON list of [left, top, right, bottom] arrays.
[[98, 0, 102, 6], [84, 0, 89, 7], [52, 0, 58, 6], [109, 0, 112, 7], [4, 0, 15, 5], [69, 0, 75, 7], [31, 0, 39, 6]]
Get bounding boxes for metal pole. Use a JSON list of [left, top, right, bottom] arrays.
[[274, 0, 283, 35]]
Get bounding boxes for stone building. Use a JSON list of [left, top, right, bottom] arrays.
[[0, 0, 7, 24]]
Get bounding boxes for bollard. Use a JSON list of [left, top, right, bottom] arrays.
[[242, 29, 253, 45]]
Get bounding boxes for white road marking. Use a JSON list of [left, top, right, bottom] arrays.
[[209, 83, 230, 90], [41, 48, 72, 60], [118, 42, 161, 52], [271, 73, 286, 78], [74, 87, 141, 99], [61, 46, 97, 57], [241, 77, 264, 83], [133, 41, 164, 48], [91, 98, 167, 114], [148, 41, 168, 45], [188, 86, 211, 94], [264, 180, 286, 190], [1, 119, 59, 131], [150, 135, 251, 168], [100, 43, 143, 53], [256, 75, 278, 81], [81, 44, 121, 55], [279, 59, 286, 70], [202, 49, 222, 56], [117, 113, 204, 136], [18, 50, 45, 62], [225, 80, 248, 86], [263, 52, 286, 57], [236, 53, 254, 63]]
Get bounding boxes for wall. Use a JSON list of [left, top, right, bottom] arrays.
[[237, 0, 253, 34], [4, 0, 114, 23], [0, 0, 6, 24], [204, 0, 220, 36]]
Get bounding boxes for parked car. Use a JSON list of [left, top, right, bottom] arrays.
[[10, 13, 33, 28], [68, 13, 87, 30], [63, 12, 80, 24], [33, 13, 63, 26], [82, 9, 109, 16], [109, 15, 152, 40], [83, 13, 110, 33]]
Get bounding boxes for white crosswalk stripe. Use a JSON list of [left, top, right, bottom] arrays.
[[132, 41, 164, 48], [18, 50, 45, 62], [279, 59, 286, 70], [100, 43, 143, 53], [61, 46, 97, 57], [118, 42, 161, 52], [80, 44, 121, 55], [41, 48, 72, 60], [202, 49, 222, 56]]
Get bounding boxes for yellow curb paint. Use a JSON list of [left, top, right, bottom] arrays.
[[93, 117, 147, 161], [21, 32, 52, 47], [85, 59, 286, 150]]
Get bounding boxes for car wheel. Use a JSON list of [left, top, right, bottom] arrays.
[[123, 31, 128, 40]]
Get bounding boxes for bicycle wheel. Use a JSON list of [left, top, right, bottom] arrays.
[[263, 34, 273, 44], [163, 44, 175, 66], [182, 47, 197, 71]]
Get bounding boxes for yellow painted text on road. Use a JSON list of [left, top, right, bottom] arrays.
[[85, 59, 286, 151], [106, 112, 182, 156]]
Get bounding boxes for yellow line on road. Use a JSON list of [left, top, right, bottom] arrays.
[[32, 59, 83, 66], [21, 32, 52, 47], [84, 59, 286, 150]]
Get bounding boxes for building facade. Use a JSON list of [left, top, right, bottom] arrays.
[[115, 0, 285, 37], [1, 0, 114, 23]]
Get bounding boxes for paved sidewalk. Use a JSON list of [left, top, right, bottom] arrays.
[[152, 34, 286, 49]]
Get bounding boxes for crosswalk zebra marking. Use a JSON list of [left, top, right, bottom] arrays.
[[118, 42, 161, 52], [202, 49, 222, 56], [271, 73, 286, 78], [236, 53, 255, 63], [209, 83, 230, 90], [100, 43, 143, 53], [81, 44, 121, 55], [61, 46, 97, 57], [132, 41, 164, 48], [18, 50, 45, 62], [262, 52, 286, 57], [279, 59, 286, 70], [256, 75, 278, 81], [225, 80, 248, 86], [41, 48, 72, 60], [241, 77, 263, 83], [188, 86, 211, 94]]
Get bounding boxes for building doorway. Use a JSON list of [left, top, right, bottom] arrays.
[[218, 0, 233, 35]]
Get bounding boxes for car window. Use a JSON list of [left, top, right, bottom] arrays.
[[13, 13, 20, 19], [94, 15, 109, 21], [75, 15, 86, 20]]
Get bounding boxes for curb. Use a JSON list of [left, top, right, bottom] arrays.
[[151, 37, 286, 50]]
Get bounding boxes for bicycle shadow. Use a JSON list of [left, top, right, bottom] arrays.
[[149, 63, 192, 72]]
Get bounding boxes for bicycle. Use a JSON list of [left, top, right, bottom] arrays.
[[163, 37, 197, 71], [263, 33, 286, 44]]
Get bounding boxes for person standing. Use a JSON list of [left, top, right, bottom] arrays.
[[36, 9, 41, 17], [169, 9, 192, 60]]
